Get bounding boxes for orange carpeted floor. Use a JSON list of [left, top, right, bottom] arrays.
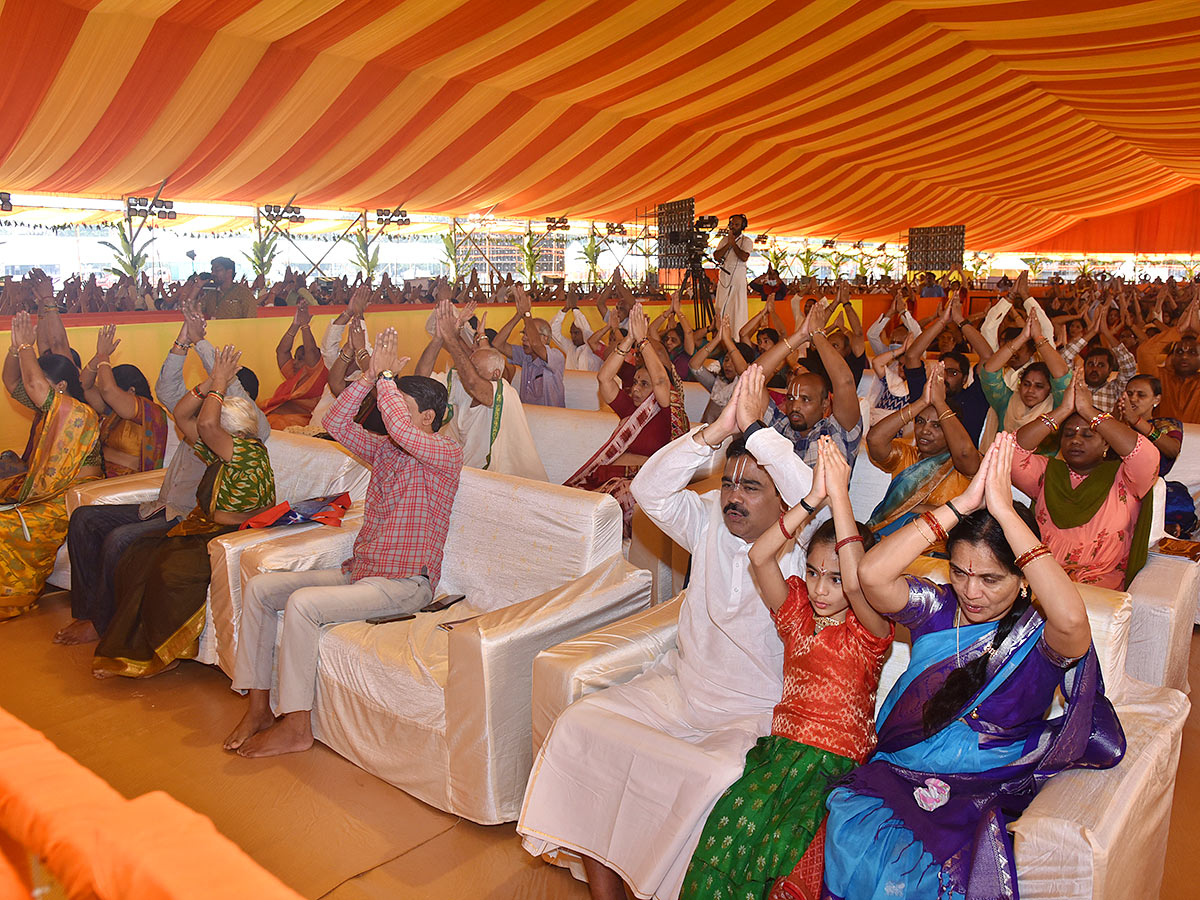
[[2, 590, 1198, 899]]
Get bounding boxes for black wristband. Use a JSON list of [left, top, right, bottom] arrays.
[[742, 421, 765, 441], [946, 500, 963, 522], [799, 497, 817, 515]]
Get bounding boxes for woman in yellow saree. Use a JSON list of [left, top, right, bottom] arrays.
[[0, 312, 100, 619]]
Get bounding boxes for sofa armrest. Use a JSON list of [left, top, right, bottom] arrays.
[[66, 471, 165, 513], [443, 554, 653, 824], [1011, 679, 1189, 899], [1126, 553, 1200, 691], [530, 594, 683, 751], [201, 507, 364, 676]]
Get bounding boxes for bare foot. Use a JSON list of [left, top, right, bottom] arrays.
[[236, 712, 313, 758], [92, 668, 117, 680], [224, 710, 277, 752], [53, 619, 99, 645]]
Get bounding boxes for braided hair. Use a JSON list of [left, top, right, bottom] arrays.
[[921, 508, 1036, 736]]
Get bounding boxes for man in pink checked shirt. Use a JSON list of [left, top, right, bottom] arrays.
[[223, 327, 463, 758]]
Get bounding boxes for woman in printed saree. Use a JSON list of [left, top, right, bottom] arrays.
[[682, 437, 893, 900], [0, 312, 100, 619], [865, 362, 981, 540], [260, 302, 328, 429], [1011, 366, 1159, 590], [979, 316, 1070, 454], [565, 303, 688, 536], [79, 324, 168, 477], [94, 344, 275, 678], [822, 434, 1125, 900]]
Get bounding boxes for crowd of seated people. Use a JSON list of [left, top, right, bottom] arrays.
[[6, 256, 1200, 899]]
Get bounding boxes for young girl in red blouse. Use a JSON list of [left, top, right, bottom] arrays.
[[681, 436, 894, 900]]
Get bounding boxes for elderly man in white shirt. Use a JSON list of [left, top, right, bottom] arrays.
[[550, 304, 602, 371], [518, 366, 812, 900]]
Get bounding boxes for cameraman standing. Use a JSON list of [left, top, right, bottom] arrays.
[[713, 214, 754, 333]]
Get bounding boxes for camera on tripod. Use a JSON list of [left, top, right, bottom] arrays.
[[666, 216, 719, 255]]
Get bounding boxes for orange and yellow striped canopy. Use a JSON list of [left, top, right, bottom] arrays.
[[2, 0, 1200, 252]]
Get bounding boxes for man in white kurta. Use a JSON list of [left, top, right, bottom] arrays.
[[518, 379, 812, 900], [418, 299, 549, 482], [713, 214, 755, 335], [433, 362, 548, 482], [551, 306, 603, 371]]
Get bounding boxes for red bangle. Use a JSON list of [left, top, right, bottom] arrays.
[[778, 513, 796, 541], [920, 511, 947, 543], [834, 534, 865, 553]]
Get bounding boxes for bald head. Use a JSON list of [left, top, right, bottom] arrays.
[[471, 347, 506, 381]]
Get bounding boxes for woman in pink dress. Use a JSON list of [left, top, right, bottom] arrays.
[[1010, 365, 1159, 589]]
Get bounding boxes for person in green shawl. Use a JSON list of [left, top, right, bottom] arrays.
[[1011, 365, 1158, 590], [865, 362, 982, 541]]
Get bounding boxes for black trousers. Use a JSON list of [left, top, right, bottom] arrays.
[[67, 504, 179, 634]]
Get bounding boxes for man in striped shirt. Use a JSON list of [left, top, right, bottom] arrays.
[[224, 328, 463, 758]]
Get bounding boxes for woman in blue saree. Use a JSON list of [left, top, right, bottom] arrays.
[[823, 433, 1125, 900]]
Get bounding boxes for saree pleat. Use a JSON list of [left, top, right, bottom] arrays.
[[0, 393, 99, 619]]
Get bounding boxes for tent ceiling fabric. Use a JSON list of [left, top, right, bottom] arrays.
[[3, 0, 1200, 251]]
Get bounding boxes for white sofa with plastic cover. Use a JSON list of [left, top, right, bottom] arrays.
[[59, 431, 372, 668], [530, 563, 1189, 900], [235, 467, 652, 824]]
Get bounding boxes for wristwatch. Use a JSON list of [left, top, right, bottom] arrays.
[[523, 311, 532, 319], [379, 370, 395, 380]]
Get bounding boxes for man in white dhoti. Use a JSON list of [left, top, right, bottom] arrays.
[[416, 299, 548, 481], [712, 214, 754, 335], [518, 366, 812, 900]]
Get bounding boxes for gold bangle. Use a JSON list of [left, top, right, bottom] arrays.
[[16, 343, 33, 353], [938, 408, 957, 421], [913, 517, 936, 545]]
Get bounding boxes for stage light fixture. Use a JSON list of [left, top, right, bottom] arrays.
[[877, 243, 888, 253], [375, 208, 410, 226], [754, 234, 769, 244], [0, 192, 11, 212], [605, 222, 626, 236], [544, 216, 569, 233], [821, 239, 836, 249]]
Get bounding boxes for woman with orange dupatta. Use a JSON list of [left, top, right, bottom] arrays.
[[80, 324, 168, 476], [260, 302, 327, 429], [565, 304, 689, 536], [0, 312, 100, 619]]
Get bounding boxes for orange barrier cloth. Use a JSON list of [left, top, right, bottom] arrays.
[[0, 706, 305, 900]]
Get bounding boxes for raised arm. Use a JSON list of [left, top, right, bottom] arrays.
[[597, 319, 634, 406], [490, 288, 521, 359], [90, 324, 140, 420], [749, 431, 824, 612], [809, 330, 861, 430], [822, 438, 891, 637], [858, 436, 992, 615], [902, 304, 950, 369], [984, 319, 1032, 374], [275, 308, 301, 371], [435, 300, 495, 406], [629, 304, 672, 408], [835, 285, 866, 356], [10, 312, 52, 407], [990, 434, 1090, 657], [928, 363, 981, 476], [195, 346, 243, 462]]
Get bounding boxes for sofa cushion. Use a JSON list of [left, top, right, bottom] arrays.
[[437, 468, 623, 613], [264, 432, 371, 504]]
